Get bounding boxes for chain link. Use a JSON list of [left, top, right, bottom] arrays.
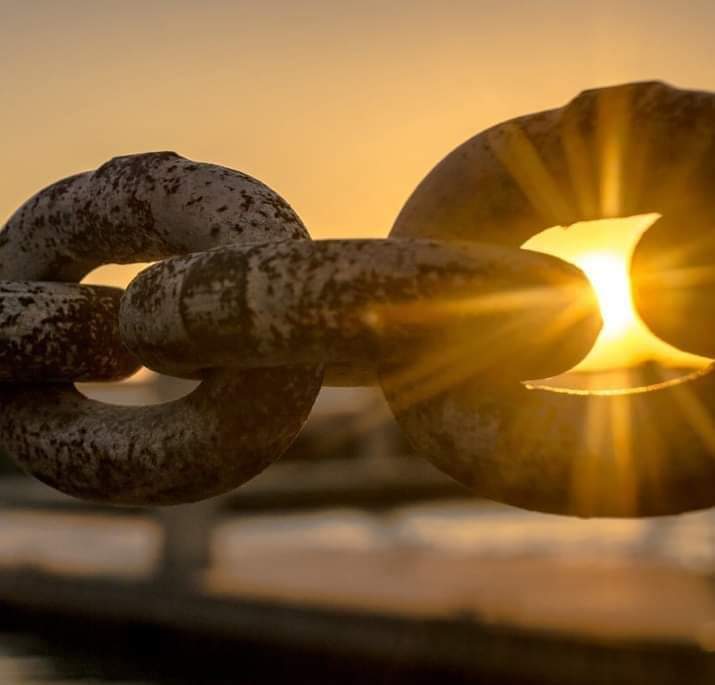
[[119, 238, 597, 384], [1, 82, 715, 516], [388, 80, 715, 517], [0, 282, 138, 382], [0, 152, 322, 505]]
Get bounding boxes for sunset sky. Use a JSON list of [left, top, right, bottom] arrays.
[[4, 0, 714, 238], [3, 0, 715, 372]]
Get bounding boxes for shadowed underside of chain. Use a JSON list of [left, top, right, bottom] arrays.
[[1, 81, 715, 516]]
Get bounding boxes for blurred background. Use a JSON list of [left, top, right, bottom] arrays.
[[3, 1, 715, 682]]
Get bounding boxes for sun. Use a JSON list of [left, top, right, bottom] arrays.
[[574, 252, 634, 339], [523, 215, 711, 374]]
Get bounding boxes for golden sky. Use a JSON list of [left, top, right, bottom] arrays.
[[3, 1, 715, 372], [4, 0, 714, 241]]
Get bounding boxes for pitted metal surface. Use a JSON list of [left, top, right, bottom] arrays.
[[0, 365, 321, 505], [0, 152, 322, 505], [0, 151, 307, 281], [386, 81, 715, 517], [120, 239, 599, 383], [0, 282, 139, 382]]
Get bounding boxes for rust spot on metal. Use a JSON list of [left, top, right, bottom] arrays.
[[0, 282, 139, 382]]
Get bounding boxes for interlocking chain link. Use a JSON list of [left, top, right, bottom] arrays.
[[119, 239, 596, 384], [388, 80, 715, 517], [0, 152, 322, 504], [1, 81, 714, 517]]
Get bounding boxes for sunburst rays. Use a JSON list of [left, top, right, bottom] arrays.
[[374, 280, 595, 414], [527, 216, 712, 374], [381, 86, 715, 513]]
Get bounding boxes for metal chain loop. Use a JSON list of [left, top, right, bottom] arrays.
[[0, 152, 322, 505], [119, 238, 598, 385], [386, 81, 715, 517]]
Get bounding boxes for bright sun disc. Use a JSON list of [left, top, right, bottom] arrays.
[[575, 252, 634, 338], [523, 216, 711, 374]]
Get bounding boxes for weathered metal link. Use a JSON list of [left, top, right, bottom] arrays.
[[0, 366, 321, 505], [386, 81, 715, 517], [119, 239, 600, 386], [624, 86, 715, 359], [381, 368, 715, 517], [0, 152, 322, 505], [0, 151, 307, 280], [0, 282, 139, 382]]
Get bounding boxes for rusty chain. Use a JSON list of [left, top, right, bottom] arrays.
[[2, 81, 715, 517]]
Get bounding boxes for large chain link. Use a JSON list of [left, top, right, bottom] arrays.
[[0, 152, 323, 504], [388, 81, 715, 517], [1, 81, 714, 517]]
